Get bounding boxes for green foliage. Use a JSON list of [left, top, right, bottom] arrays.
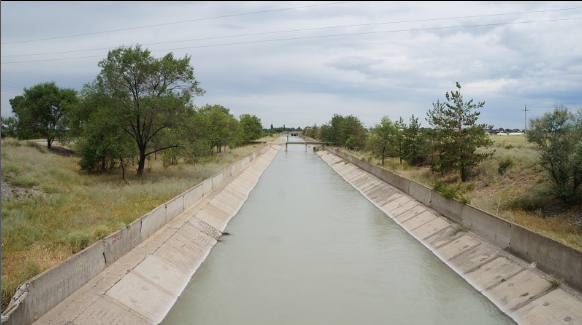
[[1, 117, 18, 138], [93, 45, 205, 175], [433, 180, 471, 203], [434, 180, 458, 199], [526, 106, 582, 204], [367, 116, 397, 166], [497, 158, 514, 175], [239, 114, 263, 143], [327, 114, 367, 149], [9, 82, 78, 148], [402, 115, 429, 166], [198, 105, 240, 152], [427, 82, 493, 181]]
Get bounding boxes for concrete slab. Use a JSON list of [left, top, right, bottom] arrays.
[[197, 203, 230, 231], [465, 257, 523, 290], [410, 216, 450, 240], [153, 243, 202, 276], [487, 270, 553, 311], [188, 217, 222, 240], [436, 234, 481, 260], [383, 196, 414, 214], [165, 233, 206, 261], [133, 255, 189, 297], [388, 200, 419, 218], [514, 289, 582, 325], [72, 296, 152, 325], [392, 205, 425, 222], [401, 210, 438, 231], [106, 272, 176, 324], [449, 242, 500, 273], [176, 223, 217, 250], [424, 225, 463, 250]]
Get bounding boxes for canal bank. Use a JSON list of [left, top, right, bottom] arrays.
[[10, 145, 281, 325], [317, 148, 582, 325], [162, 143, 514, 325]]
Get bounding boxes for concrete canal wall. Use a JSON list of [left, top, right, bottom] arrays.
[[319, 148, 582, 325], [1, 145, 280, 325]]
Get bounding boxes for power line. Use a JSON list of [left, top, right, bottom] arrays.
[[2, 16, 580, 65], [1, 1, 357, 45], [3, 6, 581, 58]]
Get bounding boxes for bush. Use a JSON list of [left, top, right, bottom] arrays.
[[498, 158, 514, 175]]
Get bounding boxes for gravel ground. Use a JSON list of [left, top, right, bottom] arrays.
[[1, 180, 43, 200]]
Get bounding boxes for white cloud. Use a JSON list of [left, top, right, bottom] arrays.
[[2, 1, 582, 129]]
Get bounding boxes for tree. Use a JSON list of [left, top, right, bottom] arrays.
[[199, 105, 239, 153], [367, 116, 397, 166], [1, 117, 18, 138], [328, 114, 367, 149], [527, 106, 582, 204], [427, 82, 493, 182], [95, 45, 204, 175], [239, 114, 263, 143], [402, 115, 429, 166], [9, 82, 78, 149], [394, 117, 406, 164]]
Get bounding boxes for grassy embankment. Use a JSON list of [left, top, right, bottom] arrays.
[[345, 135, 582, 251], [0, 137, 272, 310]]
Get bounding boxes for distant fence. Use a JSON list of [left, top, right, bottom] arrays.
[[1, 145, 272, 325], [325, 146, 582, 292]]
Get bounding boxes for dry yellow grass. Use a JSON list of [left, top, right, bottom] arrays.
[[347, 135, 582, 251], [0, 139, 267, 310]]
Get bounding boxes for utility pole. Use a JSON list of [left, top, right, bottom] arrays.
[[523, 104, 528, 132]]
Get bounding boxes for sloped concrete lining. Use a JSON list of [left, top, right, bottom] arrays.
[[1, 144, 278, 325], [323, 147, 582, 293], [462, 205, 512, 248], [317, 149, 582, 325], [430, 191, 464, 223], [103, 218, 142, 266], [140, 206, 167, 240], [408, 181, 432, 206], [1, 241, 107, 325], [509, 226, 582, 291], [26, 145, 280, 325], [183, 184, 204, 208], [165, 196, 185, 222]]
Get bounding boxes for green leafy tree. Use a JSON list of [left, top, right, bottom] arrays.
[[199, 105, 239, 152], [427, 82, 493, 181], [9, 82, 78, 149], [394, 117, 406, 164], [1, 117, 18, 138], [95, 45, 204, 175], [367, 116, 397, 166], [402, 115, 429, 165], [239, 114, 263, 143], [328, 114, 367, 149], [527, 106, 582, 204], [74, 82, 136, 179]]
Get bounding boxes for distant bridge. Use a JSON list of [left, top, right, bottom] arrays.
[[285, 140, 326, 151]]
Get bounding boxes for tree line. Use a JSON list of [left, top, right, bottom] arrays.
[[2, 46, 266, 178], [304, 83, 581, 204]]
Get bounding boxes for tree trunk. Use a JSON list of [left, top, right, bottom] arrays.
[[120, 158, 126, 180], [137, 151, 146, 176], [47, 138, 52, 150]]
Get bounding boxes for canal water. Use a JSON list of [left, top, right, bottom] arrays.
[[162, 142, 515, 325]]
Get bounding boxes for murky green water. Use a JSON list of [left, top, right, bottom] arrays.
[[162, 142, 515, 325]]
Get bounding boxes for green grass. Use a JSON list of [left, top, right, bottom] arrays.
[[0, 139, 267, 311]]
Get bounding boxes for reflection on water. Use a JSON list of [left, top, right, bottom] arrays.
[[162, 140, 515, 325]]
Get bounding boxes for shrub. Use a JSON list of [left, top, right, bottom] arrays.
[[498, 158, 515, 175]]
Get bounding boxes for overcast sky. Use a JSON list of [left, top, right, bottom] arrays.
[[2, 1, 581, 129]]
